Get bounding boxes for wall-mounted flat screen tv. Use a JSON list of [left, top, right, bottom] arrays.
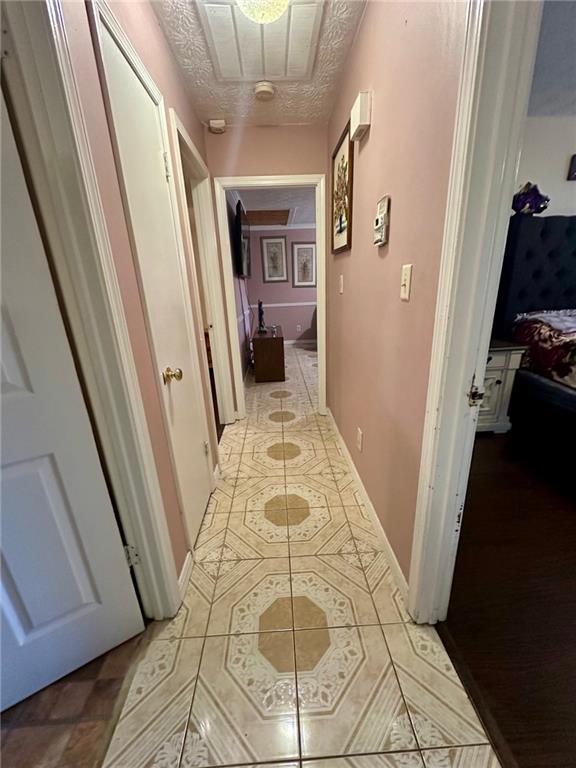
[[232, 200, 251, 277]]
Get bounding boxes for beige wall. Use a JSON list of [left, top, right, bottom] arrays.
[[205, 124, 327, 178], [326, 1, 467, 578], [62, 0, 206, 573]]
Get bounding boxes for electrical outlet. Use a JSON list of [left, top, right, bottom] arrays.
[[296, 324, 302, 332], [356, 427, 363, 452], [339, 274, 344, 294]]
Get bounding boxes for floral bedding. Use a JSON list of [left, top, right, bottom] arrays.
[[513, 309, 576, 391]]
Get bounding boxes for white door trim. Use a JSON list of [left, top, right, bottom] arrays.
[[169, 109, 236, 427], [408, 0, 543, 624], [213, 174, 327, 419], [2, 0, 181, 619], [91, 0, 214, 548]]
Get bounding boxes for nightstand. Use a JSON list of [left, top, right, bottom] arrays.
[[477, 340, 527, 433], [252, 326, 285, 383]]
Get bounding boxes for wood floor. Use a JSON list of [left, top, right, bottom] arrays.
[[439, 432, 576, 768]]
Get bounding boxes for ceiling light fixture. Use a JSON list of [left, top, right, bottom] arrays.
[[254, 81, 276, 101], [236, 0, 289, 25]]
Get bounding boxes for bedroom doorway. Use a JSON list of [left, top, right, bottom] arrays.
[[408, 2, 576, 764], [213, 175, 326, 421]]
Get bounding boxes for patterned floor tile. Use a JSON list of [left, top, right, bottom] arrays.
[[185, 632, 299, 765], [225, 510, 289, 559], [360, 550, 410, 624], [194, 515, 227, 563], [207, 558, 292, 635], [231, 477, 288, 513], [102, 639, 203, 768], [284, 450, 334, 478], [384, 624, 487, 749], [243, 429, 284, 452], [237, 452, 286, 478], [153, 562, 217, 640], [283, 413, 323, 432], [290, 554, 378, 628], [347, 510, 386, 556], [421, 745, 502, 767], [242, 433, 289, 457], [207, 476, 236, 514], [295, 625, 418, 757], [305, 754, 425, 768], [218, 453, 241, 480], [288, 505, 356, 557], [285, 474, 342, 508]]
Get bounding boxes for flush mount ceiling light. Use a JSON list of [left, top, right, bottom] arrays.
[[236, 0, 289, 24], [254, 81, 276, 101]]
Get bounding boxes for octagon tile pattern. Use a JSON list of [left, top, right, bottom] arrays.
[[101, 347, 495, 768]]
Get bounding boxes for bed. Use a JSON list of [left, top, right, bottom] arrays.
[[492, 214, 576, 431]]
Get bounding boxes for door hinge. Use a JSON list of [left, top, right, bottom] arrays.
[[467, 375, 484, 407], [203, 441, 209, 456], [124, 544, 140, 568], [163, 152, 171, 182]]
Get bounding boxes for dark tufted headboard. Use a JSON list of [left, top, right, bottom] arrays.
[[493, 214, 576, 339]]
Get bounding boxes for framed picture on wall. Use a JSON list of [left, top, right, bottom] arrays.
[[292, 243, 316, 287], [261, 237, 288, 282], [331, 121, 354, 253]]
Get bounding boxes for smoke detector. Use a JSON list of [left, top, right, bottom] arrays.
[[208, 119, 226, 134], [254, 81, 276, 101]]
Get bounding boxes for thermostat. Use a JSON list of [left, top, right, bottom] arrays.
[[374, 195, 390, 246]]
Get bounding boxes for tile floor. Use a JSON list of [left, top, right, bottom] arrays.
[[102, 346, 500, 768]]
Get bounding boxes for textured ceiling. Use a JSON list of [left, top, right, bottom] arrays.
[[153, 0, 366, 125], [228, 187, 316, 226]]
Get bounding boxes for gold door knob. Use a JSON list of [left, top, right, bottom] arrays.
[[162, 366, 183, 385]]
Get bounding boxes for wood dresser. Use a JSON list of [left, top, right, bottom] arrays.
[[252, 326, 285, 383]]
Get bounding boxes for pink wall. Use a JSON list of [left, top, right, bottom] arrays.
[[62, 0, 206, 574], [205, 125, 327, 177], [326, 1, 466, 578], [247, 229, 317, 341]]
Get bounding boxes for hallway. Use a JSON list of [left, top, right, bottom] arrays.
[[102, 346, 500, 768]]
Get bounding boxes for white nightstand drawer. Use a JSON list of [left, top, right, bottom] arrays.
[[486, 351, 508, 369]]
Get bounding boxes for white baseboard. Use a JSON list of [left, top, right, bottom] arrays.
[[284, 339, 317, 347], [178, 550, 193, 598], [326, 408, 409, 602]]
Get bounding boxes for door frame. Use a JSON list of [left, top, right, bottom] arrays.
[[213, 174, 327, 419], [169, 109, 236, 429], [407, 0, 543, 624], [2, 0, 182, 619], [90, 0, 215, 547]]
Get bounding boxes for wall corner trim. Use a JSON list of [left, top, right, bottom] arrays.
[[325, 409, 409, 602], [178, 551, 194, 599]]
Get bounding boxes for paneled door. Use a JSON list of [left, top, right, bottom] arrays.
[[95, 7, 213, 547], [0, 96, 144, 710]]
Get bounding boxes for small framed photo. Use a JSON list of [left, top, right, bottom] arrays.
[[568, 154, 576, 181], [261, 237, 288, 282], [331, 121, 354, 253], [292, 243, 316, 287]]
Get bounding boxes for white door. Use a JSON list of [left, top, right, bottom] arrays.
[[97, 13, 213, 547], [0, 97, 144, 711]]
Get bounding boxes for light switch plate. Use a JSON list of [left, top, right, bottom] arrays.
[[339, 274, 344, 294], [400, 264, 413, 301], [356, 427, 363, 452]]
